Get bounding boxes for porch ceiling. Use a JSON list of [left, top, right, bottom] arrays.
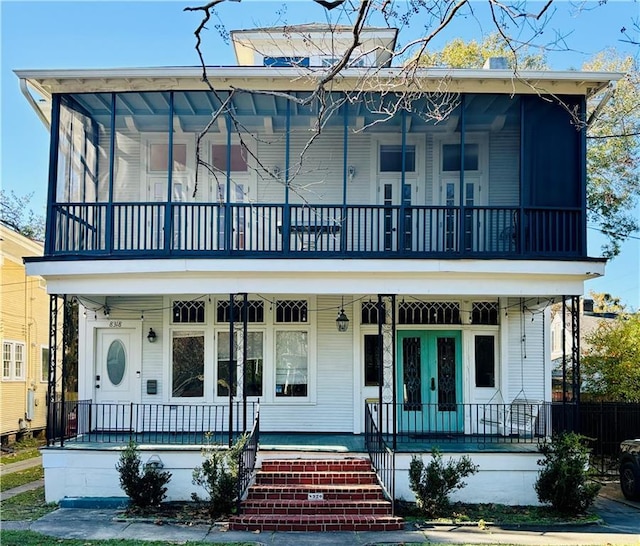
[[26, 257, 605, 297]]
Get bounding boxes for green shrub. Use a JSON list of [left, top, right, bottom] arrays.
[[191, 434, 247, 517], [409, 448, 479, 517], [535, 432, 601, 514], [115, 440, 172, 509]]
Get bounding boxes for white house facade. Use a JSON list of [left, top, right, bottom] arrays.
[[17, 25, 618, 525]]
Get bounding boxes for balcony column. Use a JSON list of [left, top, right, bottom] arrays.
[[282, 100, 291, 255], [458, 94, 466, 254], [341, 100, 348, 252], [225, 112, 232, 252], [165, 91, 175, 253], [106, 94, 117, 254], [45, 95, 61, 256], [377, 294, 396, 449]]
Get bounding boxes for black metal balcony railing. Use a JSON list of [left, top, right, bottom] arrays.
[[48, 202, 583, 258]]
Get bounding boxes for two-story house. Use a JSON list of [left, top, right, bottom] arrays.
[[1, 223, 51, 444], [17, 24, 619, 525]]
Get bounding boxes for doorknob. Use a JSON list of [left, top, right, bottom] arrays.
[[95, 385, 100, 389], [430, 377, 436, 391]]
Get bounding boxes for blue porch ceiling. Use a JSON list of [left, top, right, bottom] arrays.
[[69, 90, 521, 133]]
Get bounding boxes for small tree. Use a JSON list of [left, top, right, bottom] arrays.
[[116, 440, 172, 509], [535, 432, 600, 514], [582, 314, 640, 402], [192, 434, 247, 517], [409, 448, 479, 517]]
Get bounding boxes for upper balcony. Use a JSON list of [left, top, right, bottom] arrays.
[[44, 88, 588, 260]]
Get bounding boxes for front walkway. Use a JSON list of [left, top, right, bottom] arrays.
[[3, 492, 639, 545]]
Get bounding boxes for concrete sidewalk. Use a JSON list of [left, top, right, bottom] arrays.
[[0, 456, 43, 502], [2, 492, 639, 545]]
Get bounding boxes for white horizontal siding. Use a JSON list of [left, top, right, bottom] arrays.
[[489, 129, 519, 205], [505, 298, 545, 402]]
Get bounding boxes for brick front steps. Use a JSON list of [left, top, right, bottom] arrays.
[[230, 457, 404, 532]]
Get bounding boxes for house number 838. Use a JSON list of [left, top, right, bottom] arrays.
[[109, 321, 122, 328]]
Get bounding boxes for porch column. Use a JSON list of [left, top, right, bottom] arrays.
[[228, 293, 248, 446], [46, 294, 60, 446], [377, 294, 396, 449], [570, 296, 581, 423]]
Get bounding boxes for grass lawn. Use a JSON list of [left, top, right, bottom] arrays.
[[0, 448, 41, 466], [1, 466, 44, 492], [396, 500, 601, 526], [0, 487, 57, 521], [0, 531, 258, 546]]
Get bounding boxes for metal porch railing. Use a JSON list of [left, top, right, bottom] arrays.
[[47, 400, 258, 447]]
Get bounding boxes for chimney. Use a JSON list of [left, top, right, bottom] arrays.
[[483, 57, 508, 70]]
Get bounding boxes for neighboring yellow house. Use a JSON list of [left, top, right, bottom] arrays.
[[1, 223, 50, 443]]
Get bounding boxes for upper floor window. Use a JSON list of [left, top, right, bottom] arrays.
[[380, 145, 416, 172], [2, 341, 25, 381], [264, 56, 310, 67], [442, 143, 479, 172], [211, 144, 248, 172], [149, 143, 187, 172]]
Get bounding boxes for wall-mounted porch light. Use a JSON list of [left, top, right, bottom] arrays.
[[348, 165, 356, 182], [336, 298, 349, 332], [147, 328, 157, 343]]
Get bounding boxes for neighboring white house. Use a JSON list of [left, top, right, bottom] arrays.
[[17, 24, 619, 510]]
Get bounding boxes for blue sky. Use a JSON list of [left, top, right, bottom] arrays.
[[2, 0, 638, 308]]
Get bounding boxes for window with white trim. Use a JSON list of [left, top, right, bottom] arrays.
[[2, 341, 25, 381], [275, 330, 308, 397], [41, 346, 50, 383], [171, 331, 205, 398]]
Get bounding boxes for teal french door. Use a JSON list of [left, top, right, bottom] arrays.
[[397, 330, 463, 434]]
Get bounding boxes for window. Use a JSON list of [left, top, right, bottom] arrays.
[[398, 301, 461, 325], [442, 143, 479, 171], [275, 331, 308, 397], [149, 143, 187, 172], [471, 302, 499, 325], [275, 300, 308, 323], [172, 300, 206, 324], [211, 144, 248, 172], [474, 335, 495, 388], [361, 301, 383, 325], [216, 300, 264, 323], [172, 331, 204, 397], [41, 347, 49, 382], [217, 331, 263, 397], [264, 56, 310, 67], [2, 341, 25, 381], [380, 145, 416, 172], [364, 335, 380, 386]]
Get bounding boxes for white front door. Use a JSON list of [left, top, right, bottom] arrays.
[[94, 328, 139, 430]]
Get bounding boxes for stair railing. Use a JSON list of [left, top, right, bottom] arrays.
[[364, 402, 396, 514], [236, 402, 260, 514]]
